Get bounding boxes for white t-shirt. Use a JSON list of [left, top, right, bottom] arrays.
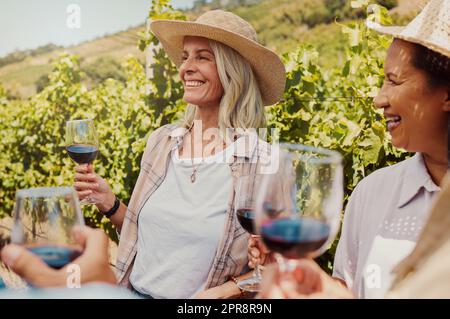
[[129, 145, 234, 299], [333, 153, 440, 298]]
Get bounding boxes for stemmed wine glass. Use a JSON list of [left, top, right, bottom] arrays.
[[235, 173, 264, 292], [10, 187, 85, 269], [255, 143, 343, 273], [66, 119, 99, 204]]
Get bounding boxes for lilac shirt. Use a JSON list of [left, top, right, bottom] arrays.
[[333, 153, 440, 298]]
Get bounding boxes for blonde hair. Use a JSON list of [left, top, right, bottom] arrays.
[[182, 39, 265, 130]]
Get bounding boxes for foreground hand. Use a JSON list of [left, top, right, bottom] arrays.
[[74, 164, 115, 212], [248, 235, 272, 269], [0, 227, 117, 288], [257, 259, 354, 299]]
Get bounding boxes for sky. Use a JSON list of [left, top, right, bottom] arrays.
[[0, 0, 196, 57]]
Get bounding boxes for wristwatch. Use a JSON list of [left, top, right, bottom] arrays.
[[101, 195, 120, 218]]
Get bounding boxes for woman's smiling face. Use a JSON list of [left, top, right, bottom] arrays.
[[374, 39, 449, 153], [179, 36, 224, 108]]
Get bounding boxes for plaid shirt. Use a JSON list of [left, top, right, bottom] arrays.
[[115, 124, 272, 290]]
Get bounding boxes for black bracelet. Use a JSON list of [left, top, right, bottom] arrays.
[[101, 196, 120, 218]]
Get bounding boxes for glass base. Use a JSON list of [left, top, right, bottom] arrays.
[[79, 197, 95, 205], [237, 278, 261, 292]]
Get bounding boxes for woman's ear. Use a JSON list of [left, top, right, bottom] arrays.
[[443, 89, 450, 112]]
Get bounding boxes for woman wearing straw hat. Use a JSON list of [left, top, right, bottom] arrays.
[[251, 0, 450, 299], [73, 10, 285, 299]]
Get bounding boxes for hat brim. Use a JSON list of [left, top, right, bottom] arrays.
[[150, 19, 286, 106], [366, 21, 450, 58]]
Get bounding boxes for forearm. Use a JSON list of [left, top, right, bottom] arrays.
[[216, 281, 242, 299], [108, 202, 127, 231], [195, 271, 256, 299], [228, 271, 256, 298], [216, 271, 255, 299], [97, 195, 127, 231]]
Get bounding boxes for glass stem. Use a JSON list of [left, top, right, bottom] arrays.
[[254, 263, 262, 280], [275, 253, 297, 273]]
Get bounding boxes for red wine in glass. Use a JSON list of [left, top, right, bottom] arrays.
[[66, 119, 99, 204], [11, 187, 85, 273], [66, 119, 99, 165], [66, 144, 99, 164], [234, 174, 264, 292], [261, 217, 330, 259], [236, 209, 256, 234], [28, 246, 82, 269]]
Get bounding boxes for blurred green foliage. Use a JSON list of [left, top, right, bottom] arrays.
[[0, 1, 408, 273]]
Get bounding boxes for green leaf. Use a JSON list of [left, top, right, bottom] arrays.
[[358, 129, 383, 165], [340, 118, 361, 146], [342, 60, 350, 77]]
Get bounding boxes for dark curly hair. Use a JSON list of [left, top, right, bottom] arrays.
[[411, 42, 450, 89], [409, 42, 450, 165]]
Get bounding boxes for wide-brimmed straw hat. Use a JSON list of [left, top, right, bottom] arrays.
[[366, 0, 450, 57], [150, 10, 286, 106]]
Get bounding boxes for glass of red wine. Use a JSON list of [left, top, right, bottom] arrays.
[[255, 143, 343, 273], [10, 187, 85, 270], [66, 119, 99, 204], [235, 173, 264, 292]]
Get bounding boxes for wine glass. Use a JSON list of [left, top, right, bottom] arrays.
[[10, 187, 85, 269], [66, 119, 99, 204], [235, 173, 264, 292], [255, 143, 343, 273]]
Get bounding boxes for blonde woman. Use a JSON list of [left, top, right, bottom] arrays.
[[73, 10, 285, 299]]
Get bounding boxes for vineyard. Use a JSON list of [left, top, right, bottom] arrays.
[[0, 0, 410, 272]]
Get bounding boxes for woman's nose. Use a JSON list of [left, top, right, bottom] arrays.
[[374, 84, 389, 109], [179, 57, 197, 75]]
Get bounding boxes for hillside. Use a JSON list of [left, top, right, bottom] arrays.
[[0, 26, 145, 98], [0, 0, 423, 99], [188, 0, 413, 68]]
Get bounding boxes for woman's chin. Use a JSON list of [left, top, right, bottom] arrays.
[[389, 129, 409, 151], [183, 94, 202, 105], [390, 138, 409, 152]]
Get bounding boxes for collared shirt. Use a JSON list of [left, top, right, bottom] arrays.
[[115, 124, 272, 290], [386, 172, 450, 298], [333, 153, 440, 298]]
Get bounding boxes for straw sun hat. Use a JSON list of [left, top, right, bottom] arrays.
[[150, 10, 286, 106], [367, 0, 450, 57]]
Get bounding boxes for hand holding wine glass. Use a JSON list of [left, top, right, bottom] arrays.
[[235, 173, 265, 292], [66, 119, 99, 204], [2, 226, 116, 287], [257, 259, 353, 299], [73, 164, 116, 213], [248, 235, 272, 269], [10, 187, 85, 270], [255, 143, 343, 273]]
